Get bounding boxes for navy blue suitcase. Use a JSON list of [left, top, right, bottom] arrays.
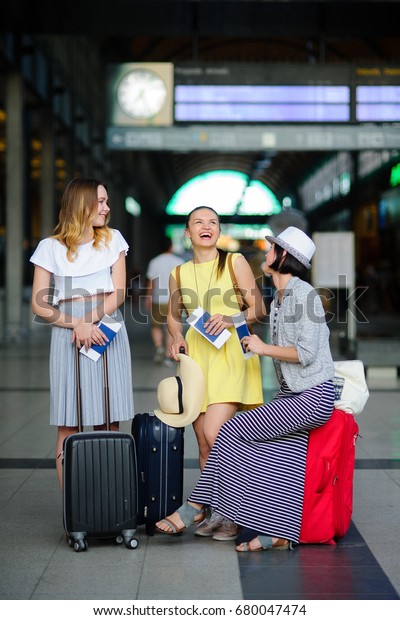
[[63, 348, 138, 552], [131, 412, 184, 535]]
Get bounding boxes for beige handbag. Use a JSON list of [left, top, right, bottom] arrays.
[[333, 360, 369, 416]]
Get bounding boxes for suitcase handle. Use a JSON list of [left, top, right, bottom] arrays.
[[75, 346, 83, 432], [75, 345, 111, 432], [103, 348, 111, 431]]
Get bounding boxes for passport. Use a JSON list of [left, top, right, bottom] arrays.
[[232, 312, 254, 359], [186, 306, 231, 349], [79, 315, 122, 362]]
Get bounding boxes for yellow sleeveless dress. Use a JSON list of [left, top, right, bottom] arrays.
[[171, 253, 263, 412]]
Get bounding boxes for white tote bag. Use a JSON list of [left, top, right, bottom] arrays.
[[333, 360, 369, 415]]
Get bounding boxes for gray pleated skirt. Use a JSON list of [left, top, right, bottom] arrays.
[[49, 299, 134, 427]]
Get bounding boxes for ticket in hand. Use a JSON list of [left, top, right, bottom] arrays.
[[79, 315, 122, 362], [232, 312, 254, 359], [186, 307, 231, 350]]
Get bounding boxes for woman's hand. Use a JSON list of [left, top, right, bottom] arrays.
[[72, 321, 109, 351], [169, 335, 187, 360], [241, 333, 267, 356], [204, 313, 232, 336]]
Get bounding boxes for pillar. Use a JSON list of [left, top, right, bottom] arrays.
[[5, 71, 25, 341]]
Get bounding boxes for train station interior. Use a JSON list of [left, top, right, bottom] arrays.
[[1, 0, 400, 612]]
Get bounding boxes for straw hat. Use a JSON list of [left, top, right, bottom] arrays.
[[265, 226, 316, 269], [154, 354, 206, 428]]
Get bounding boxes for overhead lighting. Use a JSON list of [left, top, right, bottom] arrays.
[[125, 196, 141, 217], [166, 170, 281, 216]]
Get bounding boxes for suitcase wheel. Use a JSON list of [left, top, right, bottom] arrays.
[[116, 531, 139, 549], [73, 539, 88, 553], [66, 533, 88, 552], [125, 537, 139, 550]]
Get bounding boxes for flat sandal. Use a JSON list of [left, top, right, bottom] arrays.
[[236, 535, 291, 552], [156, 502, 205, 536]]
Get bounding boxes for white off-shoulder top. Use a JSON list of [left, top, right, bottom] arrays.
[[30, 229, 129, 304]]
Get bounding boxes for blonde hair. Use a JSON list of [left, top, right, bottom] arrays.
[[52, 178, 112, 262]]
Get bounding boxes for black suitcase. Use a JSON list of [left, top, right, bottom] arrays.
[[131, 412, 184, 535], [63, 347, 138, 552]]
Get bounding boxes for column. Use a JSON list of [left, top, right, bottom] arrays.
[[40, 108, 56, 237], [5, 71, 25, 342]]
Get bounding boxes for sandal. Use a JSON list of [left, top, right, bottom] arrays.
[[155, 502, 205, 535], [236, 535, 291, 552]]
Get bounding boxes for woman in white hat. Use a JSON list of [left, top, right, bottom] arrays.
[[166, 206, 266, 540], [156, 226, 335, 552]]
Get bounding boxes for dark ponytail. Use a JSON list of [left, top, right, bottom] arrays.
[[216, 248, 228, 277]]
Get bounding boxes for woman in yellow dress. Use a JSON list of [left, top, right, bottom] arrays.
[[167, 206, 266, 540]]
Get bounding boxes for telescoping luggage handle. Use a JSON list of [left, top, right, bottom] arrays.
[[75, 346, 111, 433]]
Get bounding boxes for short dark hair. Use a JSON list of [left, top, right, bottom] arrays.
[[269, 244, 309, 280]]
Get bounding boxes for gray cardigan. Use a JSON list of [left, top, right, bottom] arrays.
[[270, 276, 335, 391]]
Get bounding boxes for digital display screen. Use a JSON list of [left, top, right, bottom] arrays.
[[356, 86, 400, 102], [174, 85, 350, 122], [175, 85, 350, 103], [357, 104, 400, 122], [356, 86, 400, 121]]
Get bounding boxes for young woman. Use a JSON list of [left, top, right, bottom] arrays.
[[167, 206, 266, 540], [30, 177, 134, 488], [156, 226, 335, 552]]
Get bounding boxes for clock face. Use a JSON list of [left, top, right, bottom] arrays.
[[117, 69, 168, 119]]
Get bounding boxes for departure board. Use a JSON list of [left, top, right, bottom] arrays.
[[108, 62, 400, 127], [356, 86, 400, 121], [175, 85, 350, 122], [173, 63, 400, 124]]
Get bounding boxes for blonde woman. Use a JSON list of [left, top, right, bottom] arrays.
[[30, 178, 134, 488]]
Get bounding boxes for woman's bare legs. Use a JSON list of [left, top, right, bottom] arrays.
[[156, 404, 238, 536], [191, 403, 239, 537], [193, 403, 238, 471], [56, 426, 78, 489], [93, 422, 119, 431]]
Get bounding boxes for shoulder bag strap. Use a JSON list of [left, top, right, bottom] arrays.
[[227, 253, 246, 311], [174, 264, 186, 315], [175, 263, 181, 292]]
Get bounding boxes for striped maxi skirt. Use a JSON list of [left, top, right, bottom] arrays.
[[49, 299, 134, 427], [189, 380, 335, 543]]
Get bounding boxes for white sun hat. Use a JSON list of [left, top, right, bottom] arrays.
[[154, 354, 205, 428]]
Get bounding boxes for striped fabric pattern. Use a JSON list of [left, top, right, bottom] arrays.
[[189, 380, 335, 543], [49, 300, 134, 427]]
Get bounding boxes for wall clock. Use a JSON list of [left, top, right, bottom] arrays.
[[117, 68, 168, 119]]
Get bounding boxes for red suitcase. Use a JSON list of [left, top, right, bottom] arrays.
[[299, 408, 359, 545]]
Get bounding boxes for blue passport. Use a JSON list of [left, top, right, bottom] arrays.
[[79, 315, 121, 362], [186, 307, 231, 349]]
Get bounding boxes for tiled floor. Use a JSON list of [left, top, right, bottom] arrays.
[[0, 302, 400, 608]]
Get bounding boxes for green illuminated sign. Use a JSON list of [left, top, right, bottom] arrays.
[[390, 162, 400, 187]]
